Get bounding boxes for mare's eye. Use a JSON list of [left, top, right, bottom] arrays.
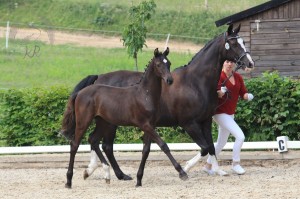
[[232, 42, 238, 47]]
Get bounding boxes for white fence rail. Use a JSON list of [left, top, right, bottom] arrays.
[[1, 141, 300, 154]]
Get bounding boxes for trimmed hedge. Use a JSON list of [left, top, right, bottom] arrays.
[[0, 72, 299, 146], [236, 72, 300, 141], [0, 86, 70, 146]]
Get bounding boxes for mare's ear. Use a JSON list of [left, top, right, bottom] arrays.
[[227, 24, 233, 35], [154, 48, 159, 57], [163, 47, 169, 56], [234, 24, 241, 34]]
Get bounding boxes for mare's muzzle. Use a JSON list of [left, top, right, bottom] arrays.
[[235, 52, 255, 70]]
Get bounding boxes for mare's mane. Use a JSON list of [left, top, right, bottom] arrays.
[[174, 33, 222, 71]]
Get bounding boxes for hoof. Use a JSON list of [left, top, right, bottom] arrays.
[[135, 183, 142, 187], [122, 175, 133, 181], [179, 172, 188, 181], [83, 170, 89, 180], [105, 178, 110, 184], [65, 183, 72, 189]]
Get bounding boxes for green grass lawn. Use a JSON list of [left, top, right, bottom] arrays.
[[0, 39, 194, 88], [0, 0, 269, 88], [0, 0, 269, 43]]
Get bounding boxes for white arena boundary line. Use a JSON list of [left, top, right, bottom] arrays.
[[0, 141, 300, 154]]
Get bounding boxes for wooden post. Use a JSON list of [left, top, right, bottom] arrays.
[[5, 21, 10, 49], [205, 0, 208, 10]]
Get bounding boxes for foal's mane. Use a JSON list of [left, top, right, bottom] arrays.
[[130, 51, 164, 86]]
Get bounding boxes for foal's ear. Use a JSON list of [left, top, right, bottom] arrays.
[[163, 47, 169, 56], [227, 24, 233, 35], [154, 48, 159, 57]]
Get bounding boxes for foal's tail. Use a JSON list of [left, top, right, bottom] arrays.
[[61, 75, 97, 140], [72, 75, 98, 95], [60, 92, 78, 141]]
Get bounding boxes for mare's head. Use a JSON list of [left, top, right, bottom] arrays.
[[223, 24, 254, 71], [153, 47, 173, 85]]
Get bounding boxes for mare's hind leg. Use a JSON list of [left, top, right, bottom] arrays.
[[136, 134, 151, 187], [84, 118, 111, 184], [84, 123, 102, 179], [84, 118, 132, 181], [101, 123, 133, 181], [138, 124, 188, 186]]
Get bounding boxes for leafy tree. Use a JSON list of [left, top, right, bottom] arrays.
[[122, 0, 156, 71]]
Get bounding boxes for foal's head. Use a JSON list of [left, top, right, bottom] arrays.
[[223, 24, 255, 71], [153, 47, 173, 85]]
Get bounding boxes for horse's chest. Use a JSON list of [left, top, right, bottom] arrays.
[[173, 90, 215, 115]]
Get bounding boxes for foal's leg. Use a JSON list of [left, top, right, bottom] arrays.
[[65, 126, 88, 188], [136, 134, 151, 187], [102, 124, 133, 180], [138, 124, 188, 186]]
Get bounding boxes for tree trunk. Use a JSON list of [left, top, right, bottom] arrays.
[[134, 51, 138, 71]]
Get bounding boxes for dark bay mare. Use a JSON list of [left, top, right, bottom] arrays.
[[61, 48, 186, 188], [64, 24, 254, 185]]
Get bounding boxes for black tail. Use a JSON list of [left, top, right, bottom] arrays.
[[60, 75, 97, 140], [60, 92, 78, 140], [72, 75, 98, 95]]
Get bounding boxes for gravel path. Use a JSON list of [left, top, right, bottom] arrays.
[[0, 151, 299, 199]]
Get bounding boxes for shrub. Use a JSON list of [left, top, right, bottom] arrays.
[[0, 86, 70, 146], [0, 72, 299, 146], [236, 72, 300, 141]]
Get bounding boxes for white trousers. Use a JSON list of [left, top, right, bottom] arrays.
[[207, 113, 245, 164]]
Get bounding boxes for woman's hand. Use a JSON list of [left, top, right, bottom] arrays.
[[243, 93, 254, 101], [217, 86, 227, 98]]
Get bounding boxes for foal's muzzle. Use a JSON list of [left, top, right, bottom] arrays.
[[166, 77, 173, 85]]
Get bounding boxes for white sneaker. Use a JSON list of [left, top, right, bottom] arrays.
[[216, 169, 229, 176], [232, 164, 246, 175], [202, 167, 215, 175], [203, 167, 229, 176]]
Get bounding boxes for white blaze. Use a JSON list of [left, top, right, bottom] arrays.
[[237, 37, 254, 66]]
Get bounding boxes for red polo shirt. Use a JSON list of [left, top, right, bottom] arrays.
[[215, 71, 247, 115]]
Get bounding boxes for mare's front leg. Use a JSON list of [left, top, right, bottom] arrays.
[[182, 120, 222, 174], [136, 134, 151, 187], [142, 124, 188, 184]]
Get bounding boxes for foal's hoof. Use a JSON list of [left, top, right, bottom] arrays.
[[179, 172, 189, 181], [117, 174, 133, 181], [122, 174, 133, 181], [83, 170, 89, 180], [65, 183, 72, 189]]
